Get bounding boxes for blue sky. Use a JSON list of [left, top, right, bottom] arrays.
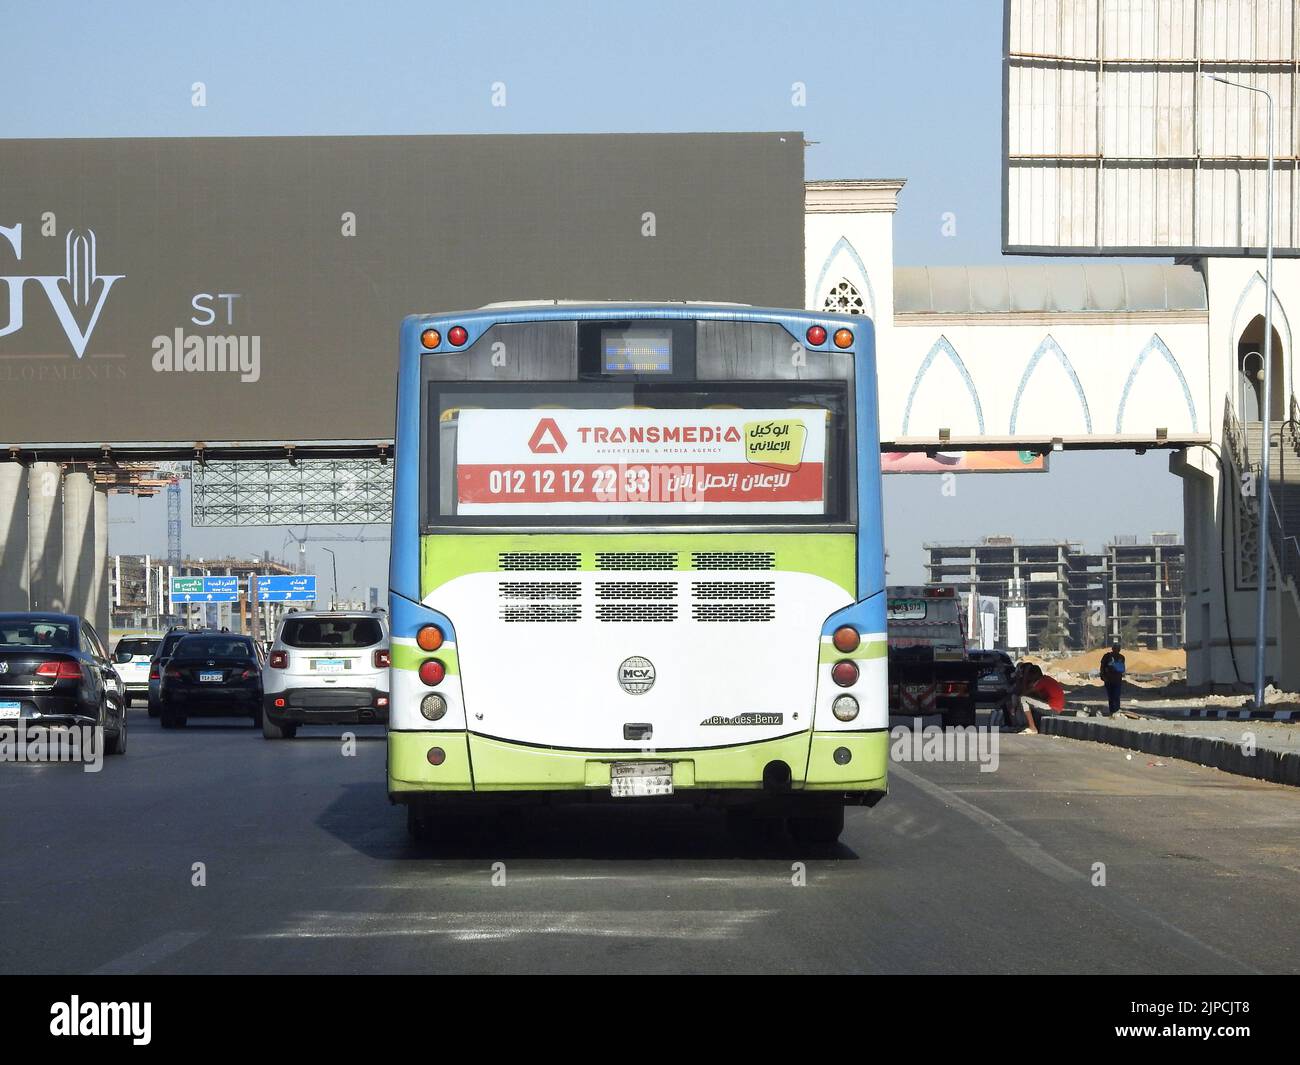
[[3, 0, 1182, 590]]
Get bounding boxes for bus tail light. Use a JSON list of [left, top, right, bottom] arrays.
[[831, 660, 859, 687], [420, 328, 441, 348], [448, 326, 468, 346], [806, 325, 827, 346], [832, 625, 860, 653], [427, 746, 446, 766], [416, 625, 444, 652], [418, 659, 446, 687], [374, 649, 391, 668], [269, 650, 288, 669], [832, 694, 859, 722], [833, 328, 853, 349], [420, 694, 447, 721]]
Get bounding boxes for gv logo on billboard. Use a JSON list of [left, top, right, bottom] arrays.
[[0, 224, 124, 358]]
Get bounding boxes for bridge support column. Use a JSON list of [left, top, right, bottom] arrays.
[[27, 462, 63, 613], [0, 463, 30, 611], [93, 479, 110, 637], [62, 466, 96, 626]]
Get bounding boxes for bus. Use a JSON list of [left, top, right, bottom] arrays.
[[387, 302, 887, 843]]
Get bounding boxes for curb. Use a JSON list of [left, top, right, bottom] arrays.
[[1064, 702, 1299, 721], [1041, 716, 1300, 787]]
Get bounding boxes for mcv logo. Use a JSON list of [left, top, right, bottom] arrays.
[[0, 223, 125, 358]]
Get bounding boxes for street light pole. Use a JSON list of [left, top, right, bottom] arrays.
[[322, 547, 339, 610], [1205, 73, 1275, 709]]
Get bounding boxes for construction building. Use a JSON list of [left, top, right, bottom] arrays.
[[109, 553, 297, 637], [924, 535, 1185, 652]]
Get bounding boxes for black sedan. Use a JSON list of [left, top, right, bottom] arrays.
[[0, 612, 127, 754], [159, 634, 264, 728]]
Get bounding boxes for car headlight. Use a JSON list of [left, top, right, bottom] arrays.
[[832, 694, 860, 722]]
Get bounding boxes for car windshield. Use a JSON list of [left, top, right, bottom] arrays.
[[280, 617, 383, 649], [174, 636, 254, 659], [0, 619, 75, 648], [114, 638, 160, 662]]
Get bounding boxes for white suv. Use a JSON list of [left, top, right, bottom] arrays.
[[261, 609, 390, 739]]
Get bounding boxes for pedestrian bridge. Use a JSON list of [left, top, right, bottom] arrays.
[[877, 263, 1215, 450]]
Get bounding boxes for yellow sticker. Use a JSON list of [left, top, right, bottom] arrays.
[[743, 418, 807, 469]]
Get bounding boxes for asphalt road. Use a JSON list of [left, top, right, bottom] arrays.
[[2, 708, 1297, 974]]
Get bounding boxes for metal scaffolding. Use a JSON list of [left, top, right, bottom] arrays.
[[190, 460, 394, 527]]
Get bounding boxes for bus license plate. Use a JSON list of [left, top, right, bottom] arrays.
[[610, 761, 673, 798], [314, 659, 345, 673]]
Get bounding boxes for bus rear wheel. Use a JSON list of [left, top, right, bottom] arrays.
[[788, 804, 845, 845], [407, 804, 439, 844]]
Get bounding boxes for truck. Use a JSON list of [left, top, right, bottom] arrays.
[[885, 585, 980, 727]]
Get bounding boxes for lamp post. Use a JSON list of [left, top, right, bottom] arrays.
[[322, 547, 339, 610], [1204, 73, 1275, 709]]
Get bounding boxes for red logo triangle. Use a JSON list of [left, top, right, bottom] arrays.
[[527, 417, 567, 454]]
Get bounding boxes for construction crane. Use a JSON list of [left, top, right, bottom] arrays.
[[282, 526, 387, 575]]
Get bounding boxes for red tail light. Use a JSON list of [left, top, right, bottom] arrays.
[[274, 697, 286, 708], [448, 325, 468, 346], [165, 666, 182, 679], [34, 660, 83, 680], [831, 660, 859, 687], [806, 325, 827, 346], [239, 669, 256, 681], [269, 650, 288, 669], [149, 663, 160, 680], [940, 681, 969, 696], [418, 659, 446, 687], [374, 649, 391, 668]]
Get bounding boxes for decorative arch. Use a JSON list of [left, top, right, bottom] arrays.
[[1229, 270, 1293, 413], [901, 335, 985, 435], [811, 236, 876, 318], [1009, 334, 1092, 434], [1116, 334, 1199, 433], [822, 279, 867, 315]]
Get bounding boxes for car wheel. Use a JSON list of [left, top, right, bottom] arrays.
[[147, 698, 160, 719], [262, 716, 296, 739], [251, 704, 264, 729], [105, 707, 127, 755], [788, 805, 845, 846]]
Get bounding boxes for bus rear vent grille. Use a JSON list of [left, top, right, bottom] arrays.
[[690, 551, 776, 570], [691, 581, 775, 600], [499, 604, 581, 623], [497, 581, 581, 600], [596, 581, 677, 601], [595, 551, 678, 570], [497, 552, 581, 571], [692, 604, 776, 623], [596, 604, 678, 623]]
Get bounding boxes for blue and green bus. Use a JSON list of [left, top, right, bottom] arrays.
[[388, 302, 886, 843]]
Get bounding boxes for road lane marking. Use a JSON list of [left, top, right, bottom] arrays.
[[890, 763, 1260, 973], [92, 931, 204, 974], [249, 909, 774, 942]]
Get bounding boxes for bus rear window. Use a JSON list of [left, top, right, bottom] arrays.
[[426, 383, 850, 526]]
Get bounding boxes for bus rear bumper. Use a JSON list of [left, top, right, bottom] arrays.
[[387, 728, 888, 803]]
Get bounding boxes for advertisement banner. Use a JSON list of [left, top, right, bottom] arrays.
[[454, 408, 828, 515]]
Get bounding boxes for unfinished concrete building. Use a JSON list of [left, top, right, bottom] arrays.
[[924, 534, 1184, 652]]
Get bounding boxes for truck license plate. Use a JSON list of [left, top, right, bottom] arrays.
[[610, 761, 673, 798]]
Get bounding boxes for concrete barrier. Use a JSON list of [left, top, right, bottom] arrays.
[[1041, 716, 1300, 788]]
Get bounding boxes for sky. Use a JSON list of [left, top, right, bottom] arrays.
[[1, 0, 1184, 589]]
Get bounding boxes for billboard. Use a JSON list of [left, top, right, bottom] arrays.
[[0, 133, 804, 446], [1004, 0, 1300, 256]]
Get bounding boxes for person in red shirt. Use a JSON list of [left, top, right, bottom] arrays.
[[1011, 662, 1065, 734]]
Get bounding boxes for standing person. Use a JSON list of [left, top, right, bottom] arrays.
[[1099, 642, 1126, 716]]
